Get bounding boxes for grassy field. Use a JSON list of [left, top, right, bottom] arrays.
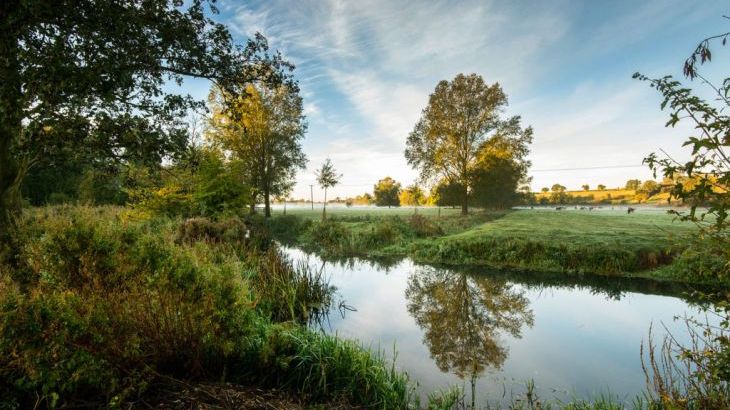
[[271, 204, 463, 218], [448, 208, 695, 248], [271, 207, 717, 284]]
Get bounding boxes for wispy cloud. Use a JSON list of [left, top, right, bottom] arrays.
[[215, 0, 729, 198]]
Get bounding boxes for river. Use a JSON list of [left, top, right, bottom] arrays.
[[282, 247, 710, 408]]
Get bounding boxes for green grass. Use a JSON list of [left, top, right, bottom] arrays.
[[272, 208, 718, 284], [271, 205, 464, 219], [448, 209, 694, 249]]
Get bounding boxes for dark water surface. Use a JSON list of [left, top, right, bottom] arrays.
[[283, 247, 708, 407]]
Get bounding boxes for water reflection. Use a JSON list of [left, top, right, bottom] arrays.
[[406, 266, 534, 376], [283, 246, 712, 406]]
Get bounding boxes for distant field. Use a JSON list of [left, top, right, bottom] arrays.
[[269, 204, 463, 219], [533, 188, 671, 204]]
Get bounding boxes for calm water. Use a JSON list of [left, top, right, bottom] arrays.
[[282, 247, 709, 408]]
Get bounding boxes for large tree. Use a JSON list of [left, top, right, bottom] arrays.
[[405, 73, 532, 215], [373, 176, 401, 208], [207, 83, 307, 217], [0, 0, 292, 257]]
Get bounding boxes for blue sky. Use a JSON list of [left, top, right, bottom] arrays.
[[190, 0, 730, 200]]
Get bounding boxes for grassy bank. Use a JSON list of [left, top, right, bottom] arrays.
[[0, 206, 417, 408], [270, 208, 728, 285]]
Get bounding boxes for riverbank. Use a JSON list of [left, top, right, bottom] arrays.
[[2, 206, 726, 408], [269, 207, 727, 287]]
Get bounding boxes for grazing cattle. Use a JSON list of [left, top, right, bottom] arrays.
[[555, 206, 564, 211], [627, 207, 636, 214], [588, 206, 594, 211]]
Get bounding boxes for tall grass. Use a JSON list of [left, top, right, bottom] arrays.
[[0, 206, 415, 408], [640, 317, 730, 409]]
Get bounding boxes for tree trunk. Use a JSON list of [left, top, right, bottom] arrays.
[[0, 22, 23, 262], [322, 188, 327, 220], [264, 184, 271, 218], [461, 185, 469, 215]]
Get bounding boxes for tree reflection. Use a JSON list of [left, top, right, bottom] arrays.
[[405, 267, 534, 379]]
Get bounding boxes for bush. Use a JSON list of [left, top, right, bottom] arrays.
[[0, 207, 342, 407]]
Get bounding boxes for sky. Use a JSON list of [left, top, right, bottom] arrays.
[[186, 0, 730, 201]]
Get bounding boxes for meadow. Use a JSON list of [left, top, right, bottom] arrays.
[[270, 206, 729, 285]]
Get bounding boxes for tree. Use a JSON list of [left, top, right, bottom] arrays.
[[625, 179, 642, 190], [582, 184, 590, 191], [400, 184, 425, 213], [405, 73, 532, 215], [0, 0, 293, 256], [432, 179, 464, 208], [207, 83, 307, 217], [315, 159, 341, 220], [638, 180, 661, 197], [540, 187, 550, 193], [373, 177, 401, 208], [549, 184, 568, 204], [597, 184, 607, 191]]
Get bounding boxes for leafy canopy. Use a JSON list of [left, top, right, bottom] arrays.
[[373, 177, 401, 207], [207, 83, 307, 216]]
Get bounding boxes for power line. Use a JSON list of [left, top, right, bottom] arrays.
[[530, 164, 644, 172]]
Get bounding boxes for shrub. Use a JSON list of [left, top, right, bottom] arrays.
[[408, 214, 443, 237]]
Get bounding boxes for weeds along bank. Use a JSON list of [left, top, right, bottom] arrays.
[[0, 206, 416, 408], [271, 209, 729, 286]]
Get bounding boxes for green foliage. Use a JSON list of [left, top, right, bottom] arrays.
[[641, 318, 730, 409], [0, 0, 295, 251], [1, 208, 257, 406], [408, 214, 444, 237], [405, 73, 532, 214], [1, 207, 408, 408], [206, 84, 307, 217], [192, 150, 251, 217], [401, 184, 426, 209], [625, 179, 642, 190], [373, 176, 401, 207], [238, 324, 414, 407], [315, 159, 341, 220], [636, 26, 730, 397], [432, 179, 464, 207], [470, 156, 523, 209]]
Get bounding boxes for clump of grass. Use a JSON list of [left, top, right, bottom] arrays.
[[408, 214, 444, 237], [235, 324, 415, 407], [249, 247, 335, 324]]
